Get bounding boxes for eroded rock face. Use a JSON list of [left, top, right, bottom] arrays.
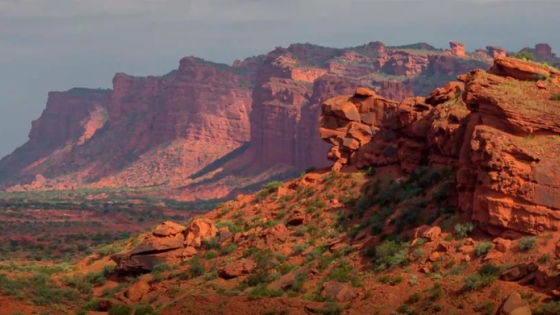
[[319, 57, 560, 237], [0, 41, 495, 198], [449, 42, 466, 57]]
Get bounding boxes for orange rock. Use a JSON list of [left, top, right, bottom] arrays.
[[421, 226, 441, 242], [536, 80, 548, 89], [184, 218, 218, 248], [321, 282, 359, 302], [449, 41, 466, 57], [428, 251, 441, 262], [493, 238, 511, 253], [268, 271, 298, 290], [219, 259, 256, 279], [355, 87, 376, 97], [124, 280, 151, 302], [483, 251, 504, 263]]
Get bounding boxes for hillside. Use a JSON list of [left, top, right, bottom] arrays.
[[2, 56, 560, 315]]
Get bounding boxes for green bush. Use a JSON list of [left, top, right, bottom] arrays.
[[247, 284, 283, 300], [408, 292, 421, 303], [134, 304, 156, 315], [108, 305, 133, 315], [373, 240, 409, 271], [461, 264, 499, 292], [518, 236, 537, 251], [188, 258, 205, 278], [262, 181, 284, 190], [535, 301, 560, 315], [219, 243, 237, 256], [513, 51, 535, 61], [454, 223, 474, 238], [474, 241, 492, 257], [551, 93, 560, 101]]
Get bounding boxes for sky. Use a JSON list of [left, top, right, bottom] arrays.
[[0, 0, 559, 158]]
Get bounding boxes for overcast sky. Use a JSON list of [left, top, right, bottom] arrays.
[[0, 0, 559, 158]]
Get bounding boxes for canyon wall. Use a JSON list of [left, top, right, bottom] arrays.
[[1, 41, 557, 200]]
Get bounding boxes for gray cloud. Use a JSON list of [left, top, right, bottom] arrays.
[[1, 0, 559, 157]]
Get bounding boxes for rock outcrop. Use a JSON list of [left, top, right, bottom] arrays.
[[319, 56, 560, 237], [112, 219, 217, 272]]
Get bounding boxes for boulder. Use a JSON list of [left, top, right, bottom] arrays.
[[421, 226, 441, 242], [268, 272, 297, 291], [499, 292, 531, 315], [321, 282, 359, 302], [124, 280, 151, 302], [500, 264, 528, 282], [493, 238, 511, 253], [219, 259, 256, 279], [184, 218, 218, 248], [111, 221, 186, 272]]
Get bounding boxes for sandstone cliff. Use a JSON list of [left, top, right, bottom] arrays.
[[319, 56, 560, 237], [2, 41, 555, 202]]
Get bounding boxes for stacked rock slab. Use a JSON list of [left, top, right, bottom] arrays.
[[112, 219, 219, 272], [319, 57, 560, 237]]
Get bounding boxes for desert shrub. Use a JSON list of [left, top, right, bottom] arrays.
[[535, 301, 560, 315], [134, 304, 156, 315], [519, 236, 537, 251], [395, 305, 415, 315], [454, 222, 474, 238], [219, 243, 237, 256], [513, 51, 535, 61], [201, 237, 220, 250], [247, 284, 283, 300], [551, 93, 560, 101], [461, 264, 499, 292], [214, 221, 243, 234], [474, 241, 492, 257], [243, 247, 260, 257], [538, 254, 551, 264], [108, 304, 132, 315], [315, 303, 344, 315], [373, 240, 409, 271], [188, 258, 205, 278], [203, 250, 218, 259], [408, 292, 421, 303], [263, 181, 284, 190]]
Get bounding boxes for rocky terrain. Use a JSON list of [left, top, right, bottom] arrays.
[[2, 40, 533, 203], [2, 55, 560, 315]]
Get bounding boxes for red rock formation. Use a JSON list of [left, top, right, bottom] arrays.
[[535, 43, 554, 58], [0, 40, 498, 199], [319, 57, 560, 237], [449, 41, 466, 57], [486, 46, 507, 59], [0, 88, 110, 176], [0, 57, 254, 190]]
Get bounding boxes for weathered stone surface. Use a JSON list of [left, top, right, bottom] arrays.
[[112, 221, 187, 272], [500, 264, 528, 282], [124, 280, 151, 302], [219, 259, 256, 279], [422, 227, 442, 242], [500, 292, 531, 315], [267, 271, 300, 291], [184, 219, 218, 248], [321, 282, 359, 302], [493, 238, 512, 253], [320, 55, 560, 238]]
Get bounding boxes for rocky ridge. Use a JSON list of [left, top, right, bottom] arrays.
[[0, 41, 495, 200], [0, 42, 558, 204], [319, 56, 560, 237]]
